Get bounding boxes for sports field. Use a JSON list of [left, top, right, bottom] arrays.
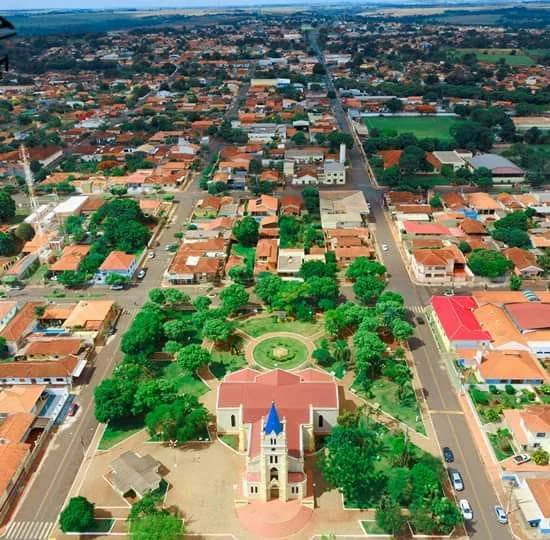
[[364, 115, 460, 140], [454, 48, 534, 66]]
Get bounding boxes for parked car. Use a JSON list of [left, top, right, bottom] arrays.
[[50, 275, 58, 281], [147, 252, 155, 259], [444, 290, 454, 296], [450, 470, 464, 491], [137, 269, 146, 279], [459, 499, 473, 521], [68, 403, 79, 417], [443, 446, 454, 463], [382, 244, 389, 252], [416, 315, 425, 325], [513, 453, 531, 465], [495, 506, 508, 524], [110, 284, 125, 291]]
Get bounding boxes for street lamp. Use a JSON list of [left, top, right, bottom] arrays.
[[168, 439, 178, 468]]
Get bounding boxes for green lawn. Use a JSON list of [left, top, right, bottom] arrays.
[[162, 362, 209, 396], [219, 433, 239, 450], [361, 521, 388, 535], [232, 244, 256, 271], [364, 115, 460, 140], [253, 336, 308, 370], [210, 349, 247, 379], [488, 432, 514, 461], [99, 417, 145, 450], [454, 48, 534, 66], [240, 316, 320, 337], [358, 378, 426, 435]]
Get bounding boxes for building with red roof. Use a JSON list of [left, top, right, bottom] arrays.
[[216, 368, 338, 502], [95, 251, 137, 284], [430, 295, 491, 350]]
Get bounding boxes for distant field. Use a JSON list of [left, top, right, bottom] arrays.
[[453, 48, 535, 66], [364, 116, 460, 140]]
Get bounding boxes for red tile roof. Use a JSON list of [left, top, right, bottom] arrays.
[[403, 221, 450, 235], [99, 251, 135, 272], [505, 303, 550, 331], [431, 296, 491, 342]]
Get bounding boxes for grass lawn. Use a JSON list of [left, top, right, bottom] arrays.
[[162, 362, 209, 396], [219, 433, 239, 450], [210, 349, 247, 379], [453, 48, 534, 66], [240, 316, 320, 337], [253, 336, 308, 370], [488, 432, 514, 461], [232, 243, 256, 271], [364, 115, 460, 141], [358, 378, 426, 435], [99, 417, 145, 450], [361, 521, 388, 535], [469, 387, 535, 424]]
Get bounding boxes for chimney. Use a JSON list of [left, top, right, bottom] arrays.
[[339, 143, 346, 164]]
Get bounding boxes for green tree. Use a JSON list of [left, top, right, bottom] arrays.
[[145, 395, 209, 443], [132, 379, 178, 416], [0, 232, 16, 256], [228, 264, 252, 285], [58, 270, 87, 288], [202, 318, 233, 344], [192, 295, 212, 311], [255, 272, 283, 305], [346, 257, 386, 280], [130, 513, 183, 540], [302, 186, 320, 215], [176, 344, 211, 373], [59, 496, 95, 533], [353, 275, 386, 304], [429, 194, 443, 208], [391, 319, 414, 341], [106, 273, 130, 287], [510, 274, 523, 291], [162, 320, 193, 343], [386, 467, 412, 504], [232, 216, 259, 246], [532, 448, 550, 466], [14, 222, 35, 242], [468, 249, 512, 278], [432, 497, 463, 534], [0, 191, 16, 222], [220, 283, 249, 314], [121, 306, 164, 356], [375, 496, 406, 536]]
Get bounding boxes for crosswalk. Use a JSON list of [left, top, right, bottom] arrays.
[[408, 305, 424, 314], [2, 521, 55, 540]]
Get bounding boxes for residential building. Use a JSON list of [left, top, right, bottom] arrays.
[[319, 191, 369, 229], [504, 406, 550, 453], [475, 350, 547, 385], [254, 239, 278, 275], [514, 478, 550, 535], [95, 251, 137, 284], [50, 245, 90, 275], [410, 245, 471, 285], [503, 247, 543, 278], [467, 154, 525, 184]]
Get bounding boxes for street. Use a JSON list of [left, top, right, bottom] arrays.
[[310, 30, 513, 540]]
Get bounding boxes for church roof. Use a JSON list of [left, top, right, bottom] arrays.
[[264, 402, 283, 435]]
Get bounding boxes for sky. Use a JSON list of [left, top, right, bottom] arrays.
[[3, 0, 512, 9]]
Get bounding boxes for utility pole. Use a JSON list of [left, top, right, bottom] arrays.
[[168, 439, 178, 469]]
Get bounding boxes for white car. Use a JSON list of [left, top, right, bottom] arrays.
[[513, 453, 531, 465], [495, 505, 508, 524], [137, 269, 146, 279], [147, 252, 155, 259], [450, 471, 464, 491], [382, 244, 389, 252], [459, 499, 473, 521]]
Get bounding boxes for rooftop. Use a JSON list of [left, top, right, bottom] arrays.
[[431, 296, 491, 342]]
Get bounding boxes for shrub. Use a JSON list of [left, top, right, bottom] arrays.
[[532, 449, 550, 466], [470, 388, 490, 406], [489, 384, 499, 394], [505, 384, 516, 395]]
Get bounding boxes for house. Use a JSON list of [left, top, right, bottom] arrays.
[[254, 239, 278, 275], [63, 300, 116, 341], [165, 239, 227, 285], [503, 247, 543, 278], [22, 338, 88, 361], [52, 196, 89, 221], [0, 355, 86, 387], [514, 478, 550, 535], [0, 302, 17, 331], [0, 303, 40, 354], [466, 192, 504, 220], [277, 248, 305, 277], [432, 150, 466, 172], [322, 161, 346, 184], [319, 191, 369, 230], [504, 405, 550, 455], [259, 216, 279, 239], [248, 195, 278, 218], [459, 218, 487, 236], [50, 245, 90, 274], [430, 296, 491, 351], [95, 251, 137, 284], [467, 154, 525, 184], [400, 221, 451, 239], [194, 196, 234, 218], [216, 368, 338, 501], [280, 195, 303, 217], [410, 245, 471, 286], [475, 350, 547, 385]]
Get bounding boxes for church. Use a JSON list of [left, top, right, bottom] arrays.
[[216, 368, 339, 502]]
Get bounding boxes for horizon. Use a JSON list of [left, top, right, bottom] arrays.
[[2, 0, 533, 11]]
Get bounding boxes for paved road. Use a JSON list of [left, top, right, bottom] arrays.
[[309, 31, 512, 540]]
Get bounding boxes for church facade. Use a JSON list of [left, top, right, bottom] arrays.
[[216, 368, 339, 502]]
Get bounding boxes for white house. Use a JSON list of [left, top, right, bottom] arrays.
[[95, 251, 137, 284]]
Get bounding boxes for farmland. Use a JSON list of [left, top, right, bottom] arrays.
[[452, 48, 535, 66]]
